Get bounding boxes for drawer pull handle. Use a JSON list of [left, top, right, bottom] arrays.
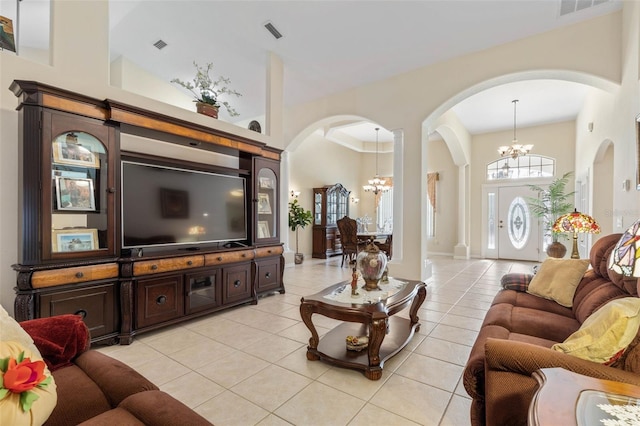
[[242, 253, 246, 257], [265, 272, 271, 279], [75, 272, 84, 278], [151, 264, 158, 270], [75, 309, 87, 319], [156, 295, 167, 305], [234, 280, 241, 288], [268, 250, 272, 254], [217, 256, 223, 261], [187, 260, 193, 266]]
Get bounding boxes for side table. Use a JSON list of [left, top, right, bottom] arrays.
[[529, 367, 640, 425], [299, 278, 426, 380]]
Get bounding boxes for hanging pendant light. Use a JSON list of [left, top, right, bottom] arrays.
[[363, 127, 390, 195], [497, 99, 533, 159]]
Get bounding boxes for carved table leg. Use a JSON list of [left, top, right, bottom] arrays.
[[365, 313, 388, 380], [409, 283, 427, 332], [299, 299, 320, 361]]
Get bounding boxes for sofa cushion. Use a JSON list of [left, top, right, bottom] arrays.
[[552, 297, 640, 364], [500, 273, 533, 292], [527, 258, 590, 307]]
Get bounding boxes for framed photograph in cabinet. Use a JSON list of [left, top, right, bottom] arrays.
[[258, 193, 272, 214], [52, 135, 100, 168], [55, 176, 96, 211], [52, 229, 98, 252], [259, 177, 274, 189], [257, 221, 270, 238], [160, 188, 190, 218]]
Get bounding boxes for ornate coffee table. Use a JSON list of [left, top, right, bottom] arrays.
[[299, 278, 426, 380]]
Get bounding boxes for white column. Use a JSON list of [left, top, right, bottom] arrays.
[[454, 164, 470, 259]]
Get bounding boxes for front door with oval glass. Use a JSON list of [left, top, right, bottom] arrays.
[[497, 186, 540, 261]]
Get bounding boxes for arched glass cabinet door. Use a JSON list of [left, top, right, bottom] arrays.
[[254, 157, 279, 245], [41, 113, 116, 261]]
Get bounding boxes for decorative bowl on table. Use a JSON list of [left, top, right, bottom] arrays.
[[346, 335, 369, 351], [356, 242, 388, 291]]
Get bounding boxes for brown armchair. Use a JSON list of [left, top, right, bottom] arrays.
[[336, 216, 367, 267], [374, 234, 392, 260]]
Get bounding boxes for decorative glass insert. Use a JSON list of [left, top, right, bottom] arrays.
[[507, 196, 530, 250], [487, 155, 555, 180], [487, 192, 496, 249]]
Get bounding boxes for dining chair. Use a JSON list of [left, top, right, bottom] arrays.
[[374, 234, 392, 260], [336, 216, 367, 267]]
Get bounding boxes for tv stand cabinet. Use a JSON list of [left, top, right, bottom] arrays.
[[10, 80, 284, 344]]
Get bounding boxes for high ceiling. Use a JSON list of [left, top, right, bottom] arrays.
[[12, 1, 623, 141]]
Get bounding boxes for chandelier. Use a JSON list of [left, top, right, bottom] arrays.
[[497, 99, 533, 159], [363, 127, 390, 195]]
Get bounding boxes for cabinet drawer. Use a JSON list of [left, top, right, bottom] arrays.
[[256, 258, 281, 292], [222, 263, 252, 304], [205, 249, 254, 266], [136, 275, 184, 328], [32, 263, 119, 288], [39, 283, 117, 338], [255, 245, 283, 258], [133, 255, 204, 276]]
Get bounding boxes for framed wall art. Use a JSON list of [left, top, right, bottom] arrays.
[[52, 133, 100, 168], [258, 192, 272, 214], [257, 221, 270, 239]]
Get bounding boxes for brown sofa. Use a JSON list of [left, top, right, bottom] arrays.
[[463, 233, 640, 426], [19, 315, 212, 426]]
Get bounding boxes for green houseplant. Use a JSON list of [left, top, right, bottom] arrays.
[[526, 171, 575, 258], [288, 199, 312, 264], [171, 61, 242, 118]]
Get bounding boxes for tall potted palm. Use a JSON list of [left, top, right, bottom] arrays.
[[526, 171, 575, 258], [288, 199, 312, 264]]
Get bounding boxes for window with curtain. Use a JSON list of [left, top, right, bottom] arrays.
[[376, 177, 393, 232], [426, 172, 439, 238]]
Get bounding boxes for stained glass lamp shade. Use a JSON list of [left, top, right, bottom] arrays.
[[552, 209, 601, 259], [608, 219, 640, 278]]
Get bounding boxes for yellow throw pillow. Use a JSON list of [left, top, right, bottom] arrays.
[[552, 297, 640, 364], [526, 258, 590, 307]]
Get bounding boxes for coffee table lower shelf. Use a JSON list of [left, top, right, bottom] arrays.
[[308, 316, 417, 379]]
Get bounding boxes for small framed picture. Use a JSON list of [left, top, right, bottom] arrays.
[[52, 135, 100, 168], [258, 192, 272, 214], [257, 221, 271, 239], [55, 177, 96, 211], [259, 177, 274, 189], [52, 229, 98, 253]]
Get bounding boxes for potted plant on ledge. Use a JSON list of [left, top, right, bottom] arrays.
[[288, 199, 312, 264], [526, 171, 575, 258], [171, 61, 241, 118]]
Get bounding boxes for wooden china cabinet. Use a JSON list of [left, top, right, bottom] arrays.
[[312, 183, 350, 258], [10, 80, 284, 345]]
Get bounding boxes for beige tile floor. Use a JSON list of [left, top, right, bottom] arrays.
[[98, 255, 534, 426]]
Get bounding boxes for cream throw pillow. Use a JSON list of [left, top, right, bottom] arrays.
[[526, 258, 590, 307], [552, 297, 640, 364], [0, 305, 57, 425]]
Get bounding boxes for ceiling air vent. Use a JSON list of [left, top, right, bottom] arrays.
[[559, 0, 611, 16], [264, 22, 283, 40], [153, 39, 167, 50]]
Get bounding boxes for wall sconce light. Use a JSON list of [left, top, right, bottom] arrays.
[[351, 197, 359, 204], [290, 190, 300, 198]]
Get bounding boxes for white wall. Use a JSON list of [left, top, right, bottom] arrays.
[[426, 139, 459, 255]]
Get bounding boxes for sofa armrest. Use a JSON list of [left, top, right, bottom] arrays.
[[19, 314, 90, 371], [485, 338, 640, 386]]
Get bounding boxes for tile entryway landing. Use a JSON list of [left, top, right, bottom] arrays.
[[98, 256, 534, 425]]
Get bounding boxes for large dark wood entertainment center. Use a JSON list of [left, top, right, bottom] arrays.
[[10, 80, 284, 345]]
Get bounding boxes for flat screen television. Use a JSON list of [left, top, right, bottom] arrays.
[[121, 160, 247, 250]]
